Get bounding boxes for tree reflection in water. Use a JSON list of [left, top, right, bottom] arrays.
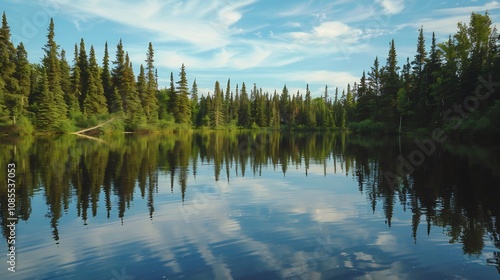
[[0, 131, 499, 272]]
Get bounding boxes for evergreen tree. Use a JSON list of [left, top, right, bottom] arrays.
[[83, 45, 108, 116], [59, 49, 71, 103], [191, 79, 199, 125], [102, 42, 120, 113], [280, 84, 290, 124], [42, 18, 67, 120], [137, 64, 148, 114], [36, 70, 58, 130], [123, 53, 145, 127], [233, 83, 239, 123], [238, 82, 250, 127], [175, 63, 191, 124], [77, 38, 89, 110], [144, 42, 158, 122], [211, 80, 224, 127], [0, 12, 20, 123], [167, 72, 176, 116], [69, 44, 83, 119], [410, 27, 431, 126], [304, 84, 316, 126], [379, 39, 400, 124], [255, 87, 267, 127], [13, 42, 31, 121], [269, 91, 280, 128], [367, 56, 381, 96]]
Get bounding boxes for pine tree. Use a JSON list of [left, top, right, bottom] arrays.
[[232, 83, 239, 123], [83, 45, 108, 116], [191, 79, 199, 125], [111, 39, 125, 101], [238, 82, 250, 127], [137, 64, 147, 113], [280, 84, 290, 124], [411, 27, 431, 127], [269, 91, 280, 128], [144, 42, 158, 122], [42, 18, 67, 121], [36, 70, 58, 130], [211, 80, 224, 127], [102, 42, 120, 113], [368, 56, 381, 96], [167, 72, 176, 116], [77, 38, 89, 110], [122, 53, 145, 127], [254, 87, 267, 127], [175, 63, 191, 124], [304, 84, 316, 126], [379, 39, 400, 124], [71, 44, 81, 91], [13, 42, 31, 120], [0, 12, 20, 123], [59, 49, 71, 100], [224, 78, 231, 124]]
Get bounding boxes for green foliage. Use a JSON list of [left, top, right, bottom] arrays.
[[348, 120, 392, 134], [1, 11, 499, 135]]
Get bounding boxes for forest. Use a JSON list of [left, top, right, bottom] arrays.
[[0, 11, 499, 135]]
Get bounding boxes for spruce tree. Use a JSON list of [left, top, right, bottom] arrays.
[[280, 84, 290, 124], [233, 83, 239, 123], [122, 53, 145, 128], [304, 84, 316, 126], [36, 70, 58, 130], [175, 63, 191, 124], [111, 39, 126, 107], [210, 80, 224, 127], [144, 42, 158, 121], [77, 38, 89, 110], [167, 72, 176, 116], [224, 78, 231, 124], [83, 45, 108, 116], [42, 18, 67, 121], [0, 12, 20, 123], [380, 39, 400, 124], [59, 49, 71, 99], [238, 82, 250, 127], [137, 64, 148, 113], [191, 79, 199, 125], [14, 42, 31, 120], [102, 42, 119, 113]]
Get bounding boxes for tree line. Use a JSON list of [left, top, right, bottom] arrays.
[[350, 11, 500, 136], [0, 11, 499, 135]]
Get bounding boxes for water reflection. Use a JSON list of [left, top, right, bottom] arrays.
[[0, 131, 499, 277]]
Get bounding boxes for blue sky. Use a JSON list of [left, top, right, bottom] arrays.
[[2, 0, 500, 97]]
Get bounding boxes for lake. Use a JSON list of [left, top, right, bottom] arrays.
[[1, 131, 499, 279]]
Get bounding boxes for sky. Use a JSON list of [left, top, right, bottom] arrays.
[[2, 0, 500, 97]]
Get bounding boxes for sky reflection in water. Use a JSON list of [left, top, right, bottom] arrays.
[[1, 132, 499, 279]]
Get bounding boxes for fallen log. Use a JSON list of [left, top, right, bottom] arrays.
[[71, 117, 116, 135]]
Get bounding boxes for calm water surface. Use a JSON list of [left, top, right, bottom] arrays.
[[0, 131, 499, 279]]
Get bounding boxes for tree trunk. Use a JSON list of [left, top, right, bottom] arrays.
[[71, 117, 116, 135]]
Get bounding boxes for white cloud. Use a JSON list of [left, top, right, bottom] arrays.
[[406, 1, 500, 36], [435, 1, 500, 15], [47, 0, 256, 50], [284, 21, 364, 46], [376, 0, 405, 15]]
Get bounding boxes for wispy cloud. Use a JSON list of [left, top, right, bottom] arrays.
[[405, 1, 500, 36], [48, 0, 256, 50], [434, 1, 500, 15], [376, 0, 405, 14]]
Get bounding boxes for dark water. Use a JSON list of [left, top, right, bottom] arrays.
[[0, 131, 499, 280]]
